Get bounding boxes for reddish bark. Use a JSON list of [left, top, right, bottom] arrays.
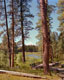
[[44, 0, 53, 62], [20, 0, 25, 62], [40, 0, 49, 74], [11, 0, 15, 67], [4, 0, 11, 67]]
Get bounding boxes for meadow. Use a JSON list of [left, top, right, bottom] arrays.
[[0, 52, 63, 80]]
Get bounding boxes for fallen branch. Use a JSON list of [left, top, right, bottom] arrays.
[[0, 70, 46, 79], [50, 67, 64, 73], [58, 73, 64, 80], [31, 62, 60, 69]]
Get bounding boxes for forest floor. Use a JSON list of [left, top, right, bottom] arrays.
[[0, 52, 64, 80], [0, 73, 42, 80], [0, 73, 61, 80]]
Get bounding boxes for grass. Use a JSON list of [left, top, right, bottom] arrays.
[[0, 73, 60, 80], [0, 73, 42, 80], [0, 52, 43, 76], [0, 52, 63, 80]]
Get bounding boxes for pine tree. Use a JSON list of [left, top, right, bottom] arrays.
[[36, 1, 55, 62], [40, 0, 50, 74], [4, 0, 11, 67], [18, 0, 34, 62], [0, 0, 12, 67], [11, 0, 15, 67]]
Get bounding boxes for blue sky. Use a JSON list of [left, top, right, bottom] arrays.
[[25, 0, 59, 45], [0, 0, 59, 45]]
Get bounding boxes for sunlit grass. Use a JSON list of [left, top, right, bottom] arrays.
[[0, 73, 42, 80], [0, 52, 63, 80], [0, 73, 60, 80]]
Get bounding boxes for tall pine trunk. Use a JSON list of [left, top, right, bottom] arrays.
[[20, 0, 25, 62], [40, 0, 49, 74], [44, 0, 53, 62], [11, 0, 14, 67], [4, 0, 11, 67]]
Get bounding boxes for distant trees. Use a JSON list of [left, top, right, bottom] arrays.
[[18, 45, 38, 52], [25, 45, 38, 52]]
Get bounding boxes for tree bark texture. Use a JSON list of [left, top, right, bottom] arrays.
[[20, 0, 25, 62], [11, 0, 14, 67], [4, 0, 11, 67], [40, 0, 49, 74]]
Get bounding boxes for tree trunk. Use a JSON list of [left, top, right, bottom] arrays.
[[11, 0, 14, 67], [20, 0, 25, 62], [44, 0, 53, 62], [4, 0, 11, 67], [40, 0, 49, 74]]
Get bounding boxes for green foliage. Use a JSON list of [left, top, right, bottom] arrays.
[[15, 52, 41, 65], [51, 31, 64, 61], [13, 0, 34, 39], [57, 0, 64, 32], [0, 52, 9, 67], [0, 34, 18, 54], [56, 0, 64, 60], [0, 51, 63, 77], [51, 32, 58, 58], [9, 52, 43, 75], [0, 51, 42, 74], [57, 32, 64, 58], [15, 53, 22, 66]]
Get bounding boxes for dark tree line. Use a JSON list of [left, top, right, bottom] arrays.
[[18, 45, 38, 52]]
